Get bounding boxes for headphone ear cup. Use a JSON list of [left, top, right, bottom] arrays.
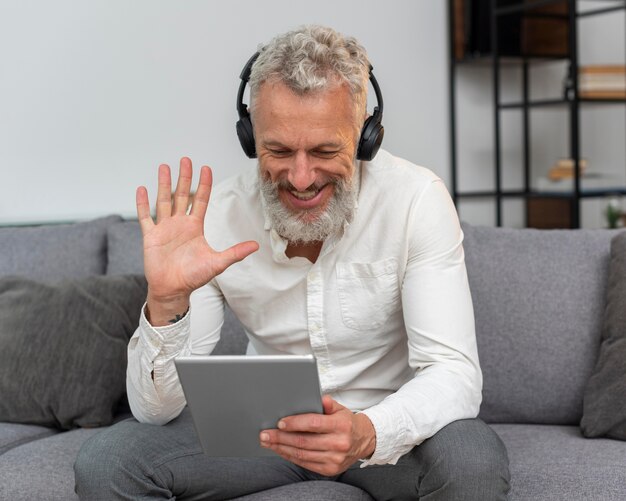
[[357, 115, 385, 161], [236, 116, 257, 158]]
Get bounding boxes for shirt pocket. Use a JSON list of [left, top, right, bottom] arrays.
[[336, 258, 400, 331]]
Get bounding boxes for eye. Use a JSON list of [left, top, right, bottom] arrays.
[[268, 148, 291, 157], [314, 150, 339, 158]]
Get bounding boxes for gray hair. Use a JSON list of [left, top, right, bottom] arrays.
[[248, 25, 370, 125]]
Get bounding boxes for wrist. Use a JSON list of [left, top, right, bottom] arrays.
[[355, 413, 377, 460], [146, 290, 190, 327]]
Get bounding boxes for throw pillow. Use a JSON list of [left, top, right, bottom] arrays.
[[0, 275, 147, 429], [581, 231, 626, 440]]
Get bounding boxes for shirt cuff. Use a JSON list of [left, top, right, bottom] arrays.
[[138, 302, 191, 358], [358, 405, 410, 467]]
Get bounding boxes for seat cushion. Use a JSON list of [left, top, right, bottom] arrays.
[[492, 424, 626, 501], [0, 215, 122, 282], [0, 426, 372, 501], [462, 223, 617, 424], [0, 426, 103, 501], [0, 422, 58, 455]]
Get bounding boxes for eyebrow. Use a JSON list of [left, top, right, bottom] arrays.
[[262, 140, 344, 150]]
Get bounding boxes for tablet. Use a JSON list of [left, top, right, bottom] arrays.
[[174, 355, 323, 457]]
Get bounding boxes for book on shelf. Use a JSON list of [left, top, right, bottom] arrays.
[[548, 158, 588, 181], [579, 65, 626, 99]]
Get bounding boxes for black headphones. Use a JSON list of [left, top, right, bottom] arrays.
[[236, 52, 385, 161]]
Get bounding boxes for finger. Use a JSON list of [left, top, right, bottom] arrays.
[[156, 164, 172, 223], [136, 186, 154, 235], [190, 165, 212, 221], [260, 430, 334, 453], [211, 240, 260, 276], [260, 440, 347, 476], [172, 157, 193, 215], [276, 412, 338, 434], [262, 442, 333, 465]]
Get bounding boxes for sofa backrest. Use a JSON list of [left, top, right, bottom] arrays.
[[0, 215, 122, 282], [462, 223, 617, 425], [110, 219, 616, 425], [2, 215, 617, 426]]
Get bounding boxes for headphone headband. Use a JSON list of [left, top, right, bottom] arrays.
[[236, 52, 384, 161]]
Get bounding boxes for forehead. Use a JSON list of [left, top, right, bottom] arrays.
[[253, 81, 358, 146]]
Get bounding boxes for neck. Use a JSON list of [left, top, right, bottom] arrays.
[[285, 241, 323, 263]]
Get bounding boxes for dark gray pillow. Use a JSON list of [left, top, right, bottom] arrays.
[[581, 231, 626, 440], [0, 275, 147, 430]]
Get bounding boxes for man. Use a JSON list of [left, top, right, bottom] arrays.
[[75, 25, 510, 500]]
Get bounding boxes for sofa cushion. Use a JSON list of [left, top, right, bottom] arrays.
[[581, 230, 626, 440], [0, 428, 372, 501], [0, 215, 122, 282], [492, 424, 626, 501], [106, 220, 144, 275], [0, 426, 103, 501], [0, 275, 147, 429], [462, 223, 616, 424], [0, 423, 58, 455]]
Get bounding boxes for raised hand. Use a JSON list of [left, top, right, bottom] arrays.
[[136, 157, 259, 326]]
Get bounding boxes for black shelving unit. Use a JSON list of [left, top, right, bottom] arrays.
[[449, 0, 626, 228]]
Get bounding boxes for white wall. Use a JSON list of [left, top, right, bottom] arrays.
[[0, 0, 449, 224]]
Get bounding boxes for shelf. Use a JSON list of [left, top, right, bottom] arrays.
[[456, 188, 626, 200], [579, 4, 626, 18], [449, 0, 626, 228], [454, 54, 569, 65], [496, 0, 625, 17], [499, 97, 626, 109], [496, 0, 566, 17]]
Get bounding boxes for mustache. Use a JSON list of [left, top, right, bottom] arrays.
[[267, 176, 345, 192]]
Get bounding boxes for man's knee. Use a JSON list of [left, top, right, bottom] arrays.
[[415, 419, 510, 500], [74, 419, 149, 498]]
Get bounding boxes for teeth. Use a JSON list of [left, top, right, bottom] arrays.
[[290, 189, 319, 200]]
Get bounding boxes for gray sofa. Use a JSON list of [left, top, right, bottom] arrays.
[[0, 214, 625, 500]]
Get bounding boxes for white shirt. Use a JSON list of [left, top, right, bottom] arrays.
[[126, 149, 482, 466]]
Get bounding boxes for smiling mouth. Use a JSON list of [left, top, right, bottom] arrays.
[[289, 186, 324, 201]]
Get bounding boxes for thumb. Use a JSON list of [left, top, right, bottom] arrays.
[[213, 240, 259, 275], [322, 395, 346, 415]]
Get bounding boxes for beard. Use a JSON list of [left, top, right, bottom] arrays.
[[259, 167, 358, 245]]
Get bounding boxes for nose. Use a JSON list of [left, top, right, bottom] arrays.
[[287, 151, 317, 191]]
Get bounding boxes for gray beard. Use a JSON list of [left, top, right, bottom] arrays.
[[259, 167, 358, 245]]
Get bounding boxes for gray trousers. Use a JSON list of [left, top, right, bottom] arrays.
[[74, 408, 510, 501]]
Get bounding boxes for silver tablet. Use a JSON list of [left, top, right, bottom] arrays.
[[174, 355, 323, 457]]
